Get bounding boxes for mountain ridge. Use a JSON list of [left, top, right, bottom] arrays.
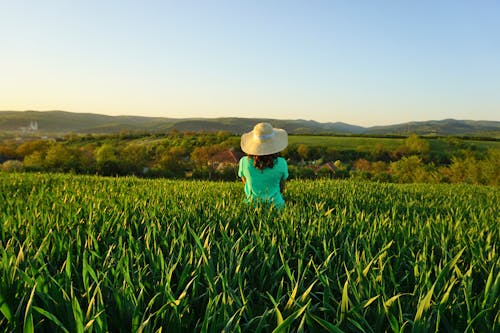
[[1, 110, 499, 138]]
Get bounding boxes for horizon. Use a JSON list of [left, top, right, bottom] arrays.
[[2, 109, 498, 129], [1, 1, 499, 126]]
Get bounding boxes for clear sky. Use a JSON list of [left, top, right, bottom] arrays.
[[1, 1, 499, 126]]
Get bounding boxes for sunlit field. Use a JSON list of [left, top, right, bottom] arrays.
[[287, 135, 500, 152], [1, 173, 498, 332]]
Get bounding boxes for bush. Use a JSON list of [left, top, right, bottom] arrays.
[[441, 150, 500, 186], [390, 156, 426, 183], [1, 160, 23, 172]]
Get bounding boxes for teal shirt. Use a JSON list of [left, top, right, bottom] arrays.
[[238, 156, 289, 207]]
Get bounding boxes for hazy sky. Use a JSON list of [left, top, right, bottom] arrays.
[[1, 1, 499, 126]]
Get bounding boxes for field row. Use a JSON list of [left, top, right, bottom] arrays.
[[0, 173, 499, 332]]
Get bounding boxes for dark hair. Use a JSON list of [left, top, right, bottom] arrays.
[[249, 153, 279, 171]]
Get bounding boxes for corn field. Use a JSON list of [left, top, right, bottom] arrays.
[[0, 173, 499, 332]]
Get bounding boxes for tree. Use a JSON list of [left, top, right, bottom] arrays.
[[23, 152, 45, 171], [282, 144, 299, 161], [16, 140, 51, 158], [190, 146, 211, 167], [1, 160, 23, 172], [190, 145, 228, 180], [442, 151, 490, 185], [370, 144, 390, 161], [482, 149, 500, 186], [96, 144, 121, 176], [44, 144, 79, 172], [352, 158, 372, 180], [404, 134, 430, 157], [78, 144, 97, 174], [0, 144, 19, 163], [389, 156, 437, 183], [353, 158, 371, 172], [153, 146, 188, 178], [297, 144, 310, 162], [121, 143, 150, 175], [330, 160, 349, 179], [324, 147, 341, 162], [370, 161, 391, 182]]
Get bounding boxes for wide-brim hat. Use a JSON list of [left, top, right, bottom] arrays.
[[241, 122, 288, 156]]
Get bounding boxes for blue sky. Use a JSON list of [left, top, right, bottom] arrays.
[[1, 1, 499, 126]]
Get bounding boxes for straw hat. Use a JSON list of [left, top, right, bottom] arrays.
[[240, 122, 288, 156]]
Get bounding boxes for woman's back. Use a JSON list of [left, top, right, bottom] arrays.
[[238, 156, 288, 207]]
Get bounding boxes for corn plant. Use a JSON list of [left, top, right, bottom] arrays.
[[0, 173, 498, 332]]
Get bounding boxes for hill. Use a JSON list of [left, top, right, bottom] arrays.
[[365, 118, 500, 137], [1, 110, 499, 137]]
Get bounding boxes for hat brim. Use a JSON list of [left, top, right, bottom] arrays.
[[240, 128, 288, 155]]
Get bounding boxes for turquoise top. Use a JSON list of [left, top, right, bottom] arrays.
[[238, 156, 289, 208]]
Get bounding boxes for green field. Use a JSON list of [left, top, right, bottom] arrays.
[[1, 173, 499, 332], [288, 135, 500, 152], [129, 134, 500, 153], [288, 136, 405, 151]]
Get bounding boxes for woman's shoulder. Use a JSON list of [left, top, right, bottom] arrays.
[[239, 155, 250, 165], [276, 157, 288, 164]]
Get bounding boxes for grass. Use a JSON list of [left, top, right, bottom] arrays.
[[288, 135, 500, 153], [124, 134, 500, 154], [288, 135, 405, 151], [0, 173, 499, 332]]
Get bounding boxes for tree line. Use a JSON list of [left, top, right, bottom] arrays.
[[0, 131, 498, 185]]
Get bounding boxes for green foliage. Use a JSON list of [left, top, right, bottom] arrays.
[[288, 136, 405, 151], [151, 146, 188, 178], [44, 144, 80, 172], [389, 156, 432, 183], [1, 133, 499, 185], [95, 144, 121, 176], [404, 134, 430, 156], [442, 150, 500, 186], [121, 143, 150, 174], [1, 174, 498, 332], [0, 144, 19, 162], [296, 144, 310, 161], [23, 151, 46, 171], [0, 160, 23, 172], [15, 139, 52, 158], [289, 165, 316, 179]]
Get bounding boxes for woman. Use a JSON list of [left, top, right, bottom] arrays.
[[238, 123, 289, 208]]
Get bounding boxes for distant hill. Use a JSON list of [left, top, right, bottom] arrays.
[[365, 119, 500, 137], [0, 111, 175, 134], [1, 110, 499, 138]]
